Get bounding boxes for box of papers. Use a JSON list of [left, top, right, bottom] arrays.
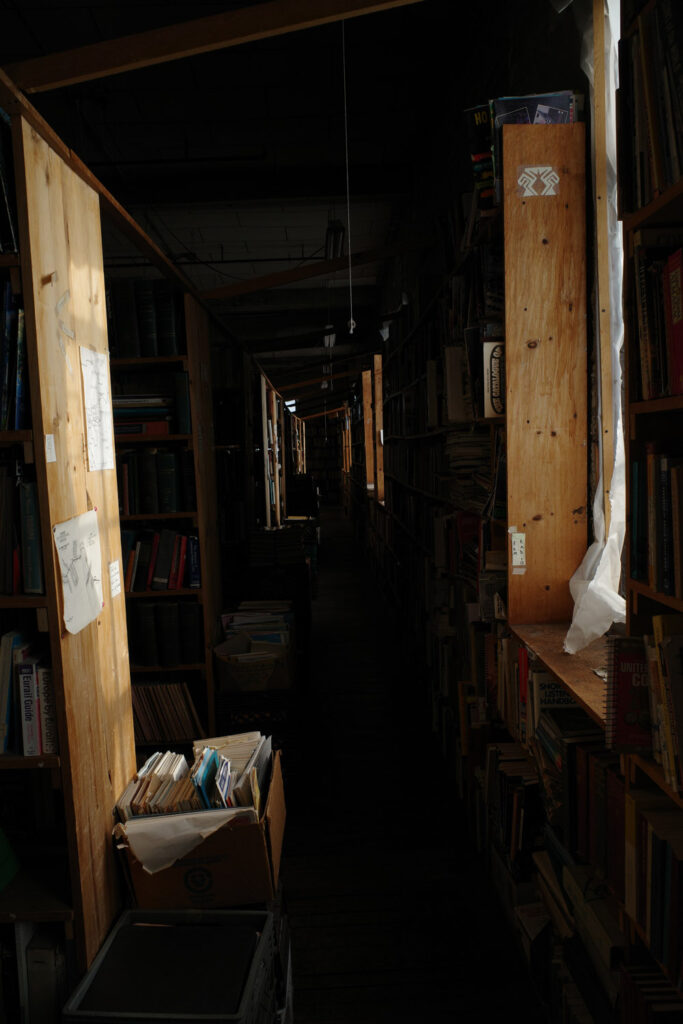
[[62, 909, 277, 1023], [214, 647, 291, 692], [114, 750, 285, 910]]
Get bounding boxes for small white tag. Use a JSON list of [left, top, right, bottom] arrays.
[[109, 559, 121, 598], [45, 434, 56, 463]]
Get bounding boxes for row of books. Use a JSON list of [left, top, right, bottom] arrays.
[[116, 447, 196, 516], [131, 682, 203, 745], [121, 527, 201, 594], [630, 446, 682, 597], [0, 280, 27, 431], [112, 373, 191, 438], [0, 473, 44, 596], [618, 0, 682, 214], [604, 618, 683, 797], [127, 600, 203, 668], [106, 277, 184, 359], [463, 90, 581, 212], [631, 232, 683, 402], [115, 731, 271, 821], [0, 631, 56, 756]]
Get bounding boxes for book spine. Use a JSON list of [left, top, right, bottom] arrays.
[[19, 482, 45, 596], [18, 662, 39, 756], [187, 536, 201, 588], [37, 666, 58, 755]]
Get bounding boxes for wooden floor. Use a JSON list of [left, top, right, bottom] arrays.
[[279, 505, 548, 1023]]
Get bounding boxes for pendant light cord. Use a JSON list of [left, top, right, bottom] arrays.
[[342, 22, 355, 335]]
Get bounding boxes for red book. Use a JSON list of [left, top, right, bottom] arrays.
[[605, 635, 652, 754], [173, 535, 188, 590], [664, 248, 683, 396]]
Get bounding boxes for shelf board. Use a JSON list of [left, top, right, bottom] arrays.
[[0, 753, 60, 770], [629, 395, 683, 415], [0, 595, 48, 609], [111, 355, 188, 367], [0, 869, 72, 924], [0, 253, 20, 267], [130, 663, 205, 673], [511, 622, 607, 726], [120, 511, 197, 522], [0, 430, 32, 445], [622, 177, 683, 233], [629, 753, 683, 810], [114, 434, 193, 444], [125, 588, 201, 599], [628, 579, 683, 613]]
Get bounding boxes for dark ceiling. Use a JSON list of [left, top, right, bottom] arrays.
[[0, 0, 586, 417]]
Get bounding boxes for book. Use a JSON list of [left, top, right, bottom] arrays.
[[187, 535, 201, 588], [17, 655, 40, 756], [605, 635, 653, 754], [483, 341, 504, 417], [151, 528, 177, 590], [664, 248, 683, 396], [19, 480, 44, 595], [36, 665, 58, 755], [653, 614, 683, 790], [0, 630, 22, 752]]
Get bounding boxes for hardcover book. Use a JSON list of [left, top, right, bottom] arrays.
[[605, 635, 653, 754]]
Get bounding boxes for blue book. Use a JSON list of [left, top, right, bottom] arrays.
[[13, 308, 26, 429], [0, 282, 16, 430]]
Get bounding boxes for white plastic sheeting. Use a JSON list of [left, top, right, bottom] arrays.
[[564, 0, 626, 654]]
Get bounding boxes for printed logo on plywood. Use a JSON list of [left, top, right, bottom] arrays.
[[517, 166, 560, 197]]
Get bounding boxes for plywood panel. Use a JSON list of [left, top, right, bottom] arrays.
[[16, 116, 135, 969], [504, 124, 588, 624]]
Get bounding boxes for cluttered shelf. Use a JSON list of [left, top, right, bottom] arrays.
[[0, 869, 72, 924], [511, 623, 607, 727]]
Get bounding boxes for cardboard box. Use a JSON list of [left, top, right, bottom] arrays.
[[114, 751, 286, 910]]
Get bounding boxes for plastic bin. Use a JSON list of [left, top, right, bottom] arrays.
[[62, 909, 276, 1023]]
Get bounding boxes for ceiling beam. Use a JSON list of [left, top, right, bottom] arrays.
[[202, 247, 392, 301], [4, 0, 425, 94], [301, 406, 346, 421]]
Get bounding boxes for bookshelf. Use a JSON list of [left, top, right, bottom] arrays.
[[617, 0, 683, 995], [0, 111, 137, 978], [107, 280, 222, 744]]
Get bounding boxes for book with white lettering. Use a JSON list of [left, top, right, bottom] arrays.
[[605, 635, 653, 754]]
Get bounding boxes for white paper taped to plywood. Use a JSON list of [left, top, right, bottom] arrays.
[[511, 532, 526, 567], [53, 509, 104, 634], [79, 347, 114, 472]]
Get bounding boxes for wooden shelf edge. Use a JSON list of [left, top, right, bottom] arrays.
[[627, 580, 683, 613], [0, 754, 60, 770], [511, 622, 608, 727], [0, 595, 48, 609]]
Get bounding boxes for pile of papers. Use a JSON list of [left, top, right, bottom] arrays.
[[215, 601, 294, 691], [115, 731, 271, 822]]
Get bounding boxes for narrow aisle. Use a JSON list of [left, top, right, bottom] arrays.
[[280, 506, 547, 1024]]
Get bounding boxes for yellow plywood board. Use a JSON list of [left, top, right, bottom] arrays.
[[17, 117, 135, 968], [504, 124, 588, 624]]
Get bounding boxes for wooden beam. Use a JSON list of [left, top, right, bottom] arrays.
[[279, 369, 358, 392], [4, 0, 425, 94], [202, 247, 394, 301], [593, 0, 614, 539], [302, 405, 346, 421]]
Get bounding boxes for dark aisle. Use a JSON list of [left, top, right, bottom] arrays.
[[280, 506, 548, 1023]]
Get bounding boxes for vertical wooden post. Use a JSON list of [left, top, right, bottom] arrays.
[[373, 353, 385, 502], [362, 369, 375, 492], [594, 0, 614, 538], [260, 374, 271, 528], [505, 124, 588, 624]]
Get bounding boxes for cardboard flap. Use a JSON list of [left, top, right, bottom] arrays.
[[265, 750, 286, 887]]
